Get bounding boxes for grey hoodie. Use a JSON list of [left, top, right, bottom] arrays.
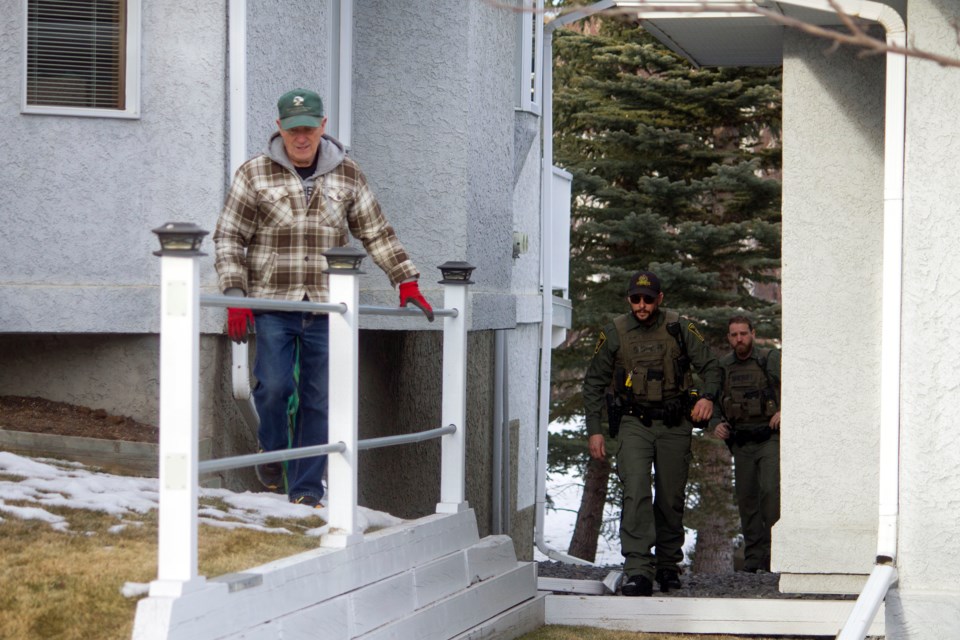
[[267, 131, 346, 199]]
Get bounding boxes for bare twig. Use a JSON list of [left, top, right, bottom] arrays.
[[485, 0, 960, 69]]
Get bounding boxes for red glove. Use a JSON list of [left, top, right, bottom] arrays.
[[227, 308, 255, 343], [399, 281, 434, 322]]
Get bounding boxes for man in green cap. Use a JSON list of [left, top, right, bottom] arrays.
[[712, 315, 781, 573], [583, 270, 720, 596], [213, 88, 434, 507]]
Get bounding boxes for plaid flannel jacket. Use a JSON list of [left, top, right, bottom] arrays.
[[214, 153, 418, 303]]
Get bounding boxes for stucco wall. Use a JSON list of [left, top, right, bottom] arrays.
[[512, 109, 545, 513], [0, 0, 226, 334], [244, 1, 331, 163], [352, 0, 519, 331], [886, 0, 960, 635], [778, 31, 885, 594]]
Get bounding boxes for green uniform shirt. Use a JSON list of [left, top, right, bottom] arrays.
[[582, 309, 721, 437]]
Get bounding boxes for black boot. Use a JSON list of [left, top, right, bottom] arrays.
[[656, 568, 682, 593], [621, 574, 653, 597]]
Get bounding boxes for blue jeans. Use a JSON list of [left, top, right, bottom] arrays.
[[253, 312, 329, 501]]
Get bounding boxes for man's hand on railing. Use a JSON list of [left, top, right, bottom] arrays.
[[227, 308, 255, 343], [399, 281, 435, 322]]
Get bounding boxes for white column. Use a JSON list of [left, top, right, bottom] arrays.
[[151, 254, 205, 597], [436, 282, 470, 513], [321, 268, 362, 547]]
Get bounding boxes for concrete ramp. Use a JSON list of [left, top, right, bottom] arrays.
[[133, 509, 540, 639]]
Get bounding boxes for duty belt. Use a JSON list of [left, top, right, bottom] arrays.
[[729, 425, 773, 446], [623, 399, 685, 428]]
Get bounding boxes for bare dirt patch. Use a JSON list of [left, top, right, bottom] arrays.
[[0, 395, 158, 443]]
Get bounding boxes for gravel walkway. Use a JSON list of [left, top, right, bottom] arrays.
[[537, 561, 854, 600]]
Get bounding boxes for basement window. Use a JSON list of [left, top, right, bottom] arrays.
[[22, 0, 141, 118]]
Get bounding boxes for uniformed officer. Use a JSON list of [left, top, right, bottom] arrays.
[[712, 315, 781, 573], [583, 271, 721, 596]]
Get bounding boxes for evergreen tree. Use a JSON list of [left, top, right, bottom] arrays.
[[549, 17, 782, 569]]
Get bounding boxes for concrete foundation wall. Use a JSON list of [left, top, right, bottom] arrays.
[[0, 329, 502, 522], [0, 333, 257, 490], [357, 330, 496, 536]]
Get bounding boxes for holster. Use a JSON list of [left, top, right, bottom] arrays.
[[605, 392, 623, 439], [663, 397, 686, 427]]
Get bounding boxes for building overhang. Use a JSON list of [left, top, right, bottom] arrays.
[[587, 0, 894, 67]]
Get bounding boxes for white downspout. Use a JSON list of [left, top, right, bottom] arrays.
[[535, 0, 617, 566], [493, 331, 506, 535], [227, 0, 259, 432]]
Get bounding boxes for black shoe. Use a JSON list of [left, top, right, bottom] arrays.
[[743, 559, 771, 574], [290, 495, 322, 508], [255, 451, 284, 493], [656, 568, 682, 593], [621, 574, 653, 597]]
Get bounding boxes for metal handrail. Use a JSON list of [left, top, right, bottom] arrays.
[[200, 294, 346, 314], [197, 424, 458, 474], [198, 442, 347, 475], [358, 424, 456, 451], [359, 305, 458, 318], [200, 294, 457, 318]]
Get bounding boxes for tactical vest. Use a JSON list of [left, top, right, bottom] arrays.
[[612, 310, 690, 403], [720, 349, 778, 425]]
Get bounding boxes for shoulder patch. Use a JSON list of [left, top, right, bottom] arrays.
[[687, 322, 705, 343], [594, 331, 607, 355]]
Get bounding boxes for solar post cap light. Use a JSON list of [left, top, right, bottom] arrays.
[[323, 246, 366, 273], [437, 261, 475, 285], [152, 222, 208, 256]]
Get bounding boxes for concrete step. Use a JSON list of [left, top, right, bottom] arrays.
[[133, 509, 539, 640], [357, 563, 537, 640], [450, 592, 546, 640], [544, 594, 885, 636]]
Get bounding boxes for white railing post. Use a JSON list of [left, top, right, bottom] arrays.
[[436, 262, 475, 514], [150, 223, 208, 596], [321, 248, 364, 548]]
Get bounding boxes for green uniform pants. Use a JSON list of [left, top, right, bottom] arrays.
[[615, 415, 693, 580], [731, 431, 780, 571]]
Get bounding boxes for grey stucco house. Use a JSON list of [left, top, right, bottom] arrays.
[[0, 0, 572, 562]]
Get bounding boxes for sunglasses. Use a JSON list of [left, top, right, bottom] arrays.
[[629, 293, 657, 305]]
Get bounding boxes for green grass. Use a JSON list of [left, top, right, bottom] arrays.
[[0, 498, 325, 640]]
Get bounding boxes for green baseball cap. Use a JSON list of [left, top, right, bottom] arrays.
[[277, 88, 324, 129]]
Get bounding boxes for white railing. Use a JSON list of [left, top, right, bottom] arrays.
[[149, 224, 473, 596]]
